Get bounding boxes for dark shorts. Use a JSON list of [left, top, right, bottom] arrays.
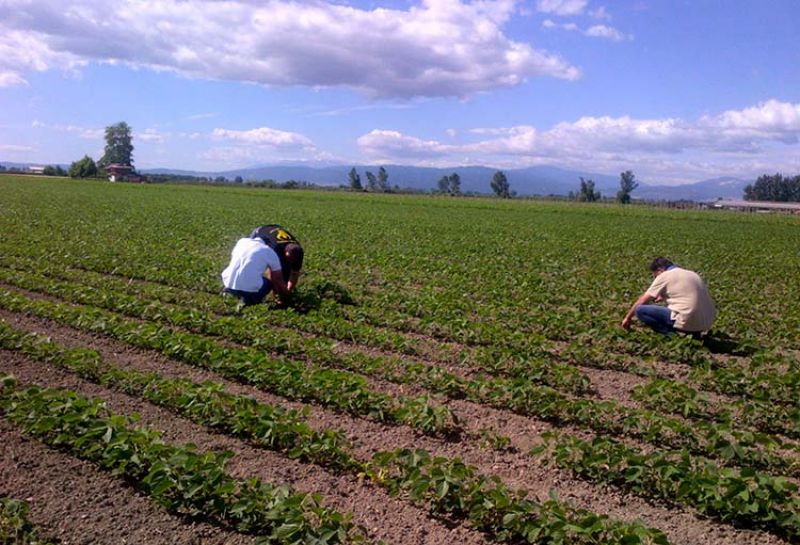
[[223, 278, 273, 306]]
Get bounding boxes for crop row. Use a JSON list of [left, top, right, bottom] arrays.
[[1, 287, 794, 478], [7, 259, 796, 412], [0, 377, 371, 545], [0, 259, 592, 396], [632, 379, 800, 443], [0, 289, 459, 436], [0, 265, 591, 398], [0, 323, 671, 545], [0, 497, 57, 545], [535, 432, 800, 541], [3, 265, 795, 442]]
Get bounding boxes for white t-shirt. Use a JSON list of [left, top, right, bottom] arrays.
[[221, 238, 282, 292], [645, 267, 716, 331]]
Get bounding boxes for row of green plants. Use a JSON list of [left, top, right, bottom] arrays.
[[9, 258, 797, 416], [0, 320, 358, 471], [0, 289, 459, 436], [0, 497, 57, 545], [1, 287, 794, 479], [632, 378, 800, 442], [0, 377, 371, 545], [2, 264, 793, 460], [1, 324, 674, 545], [534, 432, 800, 541], [0, 324, 673, 545], [0, 258, 593, 396]]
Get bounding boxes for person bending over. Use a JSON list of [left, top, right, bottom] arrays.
[[221, 225, 304, 306], [621, 257, 715, 335]]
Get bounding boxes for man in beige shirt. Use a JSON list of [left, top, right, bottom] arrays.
[[621, 257, 716, 335]]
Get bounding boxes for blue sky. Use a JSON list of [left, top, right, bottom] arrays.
[[1, 0, 799, 184]]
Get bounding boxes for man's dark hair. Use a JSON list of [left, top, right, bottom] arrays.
[[285, 243, 304, 266], [649, 257, 674, 272]]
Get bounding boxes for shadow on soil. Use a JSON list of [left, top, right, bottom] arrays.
[[702, 330, 758, 357], [276, 281, 356, 313]]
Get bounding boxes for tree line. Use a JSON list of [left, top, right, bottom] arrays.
[[744, 173, 800, 202]]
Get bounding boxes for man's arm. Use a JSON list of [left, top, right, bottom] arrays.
[[266, 268, 290, 298], [621, 292, 654, 329], [286, 270, 300, 292]]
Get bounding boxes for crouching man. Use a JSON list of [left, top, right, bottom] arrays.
[[221, 225, 304, 307], [621, 257, 716, 336]]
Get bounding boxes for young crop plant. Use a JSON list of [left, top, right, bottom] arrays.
[[0, 377, 374, 545], [0, 329, 674, 545], [0, 497, 58, 545], [367, 448, 670, 545], [0, 289, 460, 437], [534, 432, 800, 541]]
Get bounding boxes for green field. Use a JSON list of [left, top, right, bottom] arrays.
[[1, 175, 799, 545]]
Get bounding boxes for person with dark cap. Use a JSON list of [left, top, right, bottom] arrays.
[[621, 257, 716, 335], [221, 225, 304, 306]]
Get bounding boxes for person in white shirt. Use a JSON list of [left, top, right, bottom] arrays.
[[221, 227, 303, 306], [621, 257, 716, 335]]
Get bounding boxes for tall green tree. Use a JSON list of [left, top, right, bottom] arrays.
[[437, 175, 450, 194], [68, 155, 98, 178], [377, 166, 389, 192], [448, 173, 461, 195], [99, 121, 134, 168], [348, 167, 362, 191], [365, 171, 377, 191], [578, 177, 601, 202], [616, 170, 638, 204], [490, 170, 511, 198]]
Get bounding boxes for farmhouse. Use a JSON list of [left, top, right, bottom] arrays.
[[710, 199, 800, 214], [106, 163, 144, 183], [28, 165, 46, 174]]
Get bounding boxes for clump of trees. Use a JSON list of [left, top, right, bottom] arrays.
[[490, 170, 511, 198], [42, 165, 67, 176], [68, 155, 98, 178], [349, 166, 391, 192], [577, 177, 601, 202], [744, 173, 800, 202], [437, 173, 461, 195]]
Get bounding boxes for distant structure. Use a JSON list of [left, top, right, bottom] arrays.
[[106, 163, 144, 183], [28, 166, 46, 174], [710, 199, 800, 214]]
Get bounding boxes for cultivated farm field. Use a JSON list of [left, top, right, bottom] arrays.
[[1, 175, 800, 545]]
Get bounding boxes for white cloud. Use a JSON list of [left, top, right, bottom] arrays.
[[0, 0, 580, 98], [137, 128, 170, 143], [31, 120, 103, 139], [0, 144, 35, 152], [535, 0, 588, 16], [542, 20, 629, 41], [357, 129, 455, 159], [585, 25, 626, 41], [356, 100, 800, 183], [212, 127, 315, 149]]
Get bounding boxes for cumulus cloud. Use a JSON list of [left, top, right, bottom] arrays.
[[0, 0, 580, 98], [212, 127, 315, 150], [535, 0, 588, 16], [356, 100, 800, 181], [542, 20, 629, 41], [32, 120, 103, 139], [585, 25, 627, 41], [357, 130, 455, 159]]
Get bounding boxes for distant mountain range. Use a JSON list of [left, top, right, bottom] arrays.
[[2, 160, 751, 201], [146, 163, 751, 201]]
